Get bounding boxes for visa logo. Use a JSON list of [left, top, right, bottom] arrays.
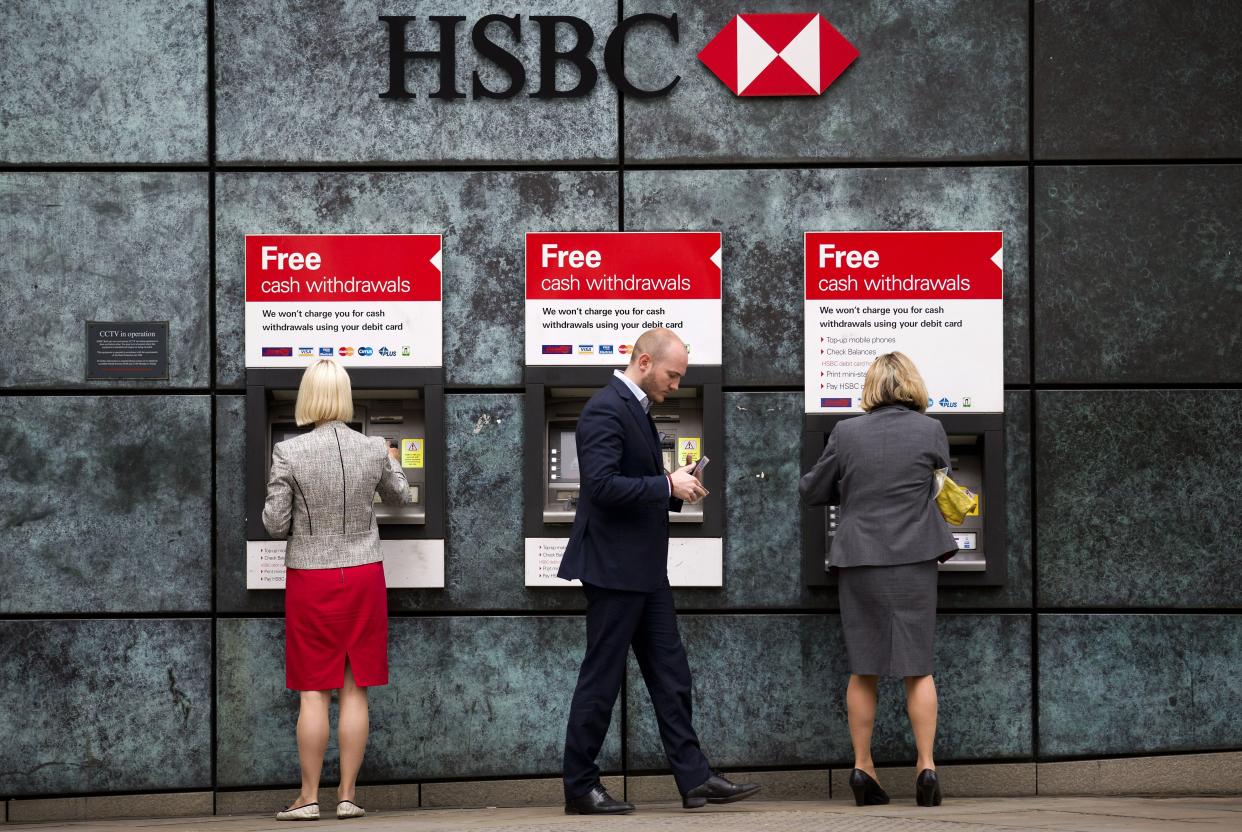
[[298, 347, 315, 356], [578, 344, 594, 354]]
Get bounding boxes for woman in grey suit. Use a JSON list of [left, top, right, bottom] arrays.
[[800, 352, 957, 808], [262, 359, 410, 821]]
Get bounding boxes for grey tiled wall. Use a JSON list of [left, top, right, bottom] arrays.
[[3, 0, 1241, 801]]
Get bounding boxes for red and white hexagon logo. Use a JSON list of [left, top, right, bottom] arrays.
[[698, 12, 858, 96]]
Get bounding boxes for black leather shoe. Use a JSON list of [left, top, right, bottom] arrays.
[[564, 784, 635, 815], [682, 772, 761, 809], [915, 768, 942, 807], [848, 768, 890, 806]]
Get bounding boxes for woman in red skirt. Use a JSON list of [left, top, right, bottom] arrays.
[[262, 359, 410, 821]]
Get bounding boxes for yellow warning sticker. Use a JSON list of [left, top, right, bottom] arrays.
[[677, 437, 701, 467], [401, 438, 425, 469]]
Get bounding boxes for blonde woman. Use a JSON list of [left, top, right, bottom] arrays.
[[799, 352, 958, 808], [262, 359, 409, 821]]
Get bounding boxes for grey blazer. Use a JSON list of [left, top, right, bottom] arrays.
[[799, 405, 958, 568], [262, 420, 409, 570]]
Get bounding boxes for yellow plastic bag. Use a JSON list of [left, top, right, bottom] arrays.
[[934, 468, 978, 526]]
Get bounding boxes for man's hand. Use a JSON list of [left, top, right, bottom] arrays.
[[670, 463, 707, 503]]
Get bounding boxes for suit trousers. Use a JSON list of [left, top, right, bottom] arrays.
[[563, 582, 712, 799]]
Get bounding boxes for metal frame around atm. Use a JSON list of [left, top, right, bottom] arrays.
[[801, 411, 1006, 587], [523, 365, 724, 539], [245, 367, 446, 542]]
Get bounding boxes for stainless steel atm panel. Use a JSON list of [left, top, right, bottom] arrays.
[[524, 366, 722, 540], [802, 412, 1005, 587], [540, 389, 707, 525], [246, 367, 444, 543], [263, 392, 427, 525]]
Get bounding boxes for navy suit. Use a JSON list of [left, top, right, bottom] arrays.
[[559, 375, 711, 799]]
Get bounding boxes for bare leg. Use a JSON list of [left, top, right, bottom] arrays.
[[905, 675, 938, 772], [337, 660, 369, 803], [847, 674, 880, 780], [295, 689, 331, 807]]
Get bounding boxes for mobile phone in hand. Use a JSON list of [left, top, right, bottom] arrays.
[[691, 455, 709, 480]]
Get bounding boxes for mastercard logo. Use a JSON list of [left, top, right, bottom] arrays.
[[619, 344, 632, 355], [339, 347, 355, 357]]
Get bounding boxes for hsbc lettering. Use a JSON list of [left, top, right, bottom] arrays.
[[378, 11, 857, 101], [379, 14, 682, 100]]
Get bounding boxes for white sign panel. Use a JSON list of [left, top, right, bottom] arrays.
[[525, 537, 724, 588], [525, 232, 723, 365], [245, 234, 443, 369], [804, 231, 1004, 414], [246, 539, 445, 589]]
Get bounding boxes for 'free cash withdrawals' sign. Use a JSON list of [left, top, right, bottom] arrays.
[[804, 231, 1003, 415], [245, 234, 442, 369], [525, 232, 722, 365]]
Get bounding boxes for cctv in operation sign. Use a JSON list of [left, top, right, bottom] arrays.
[[244, 234, 443, 368], [524, 232, 723, 365], [804, 231, 1004, 415]]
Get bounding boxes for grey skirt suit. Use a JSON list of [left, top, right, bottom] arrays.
[[799, 405, 958, 676]]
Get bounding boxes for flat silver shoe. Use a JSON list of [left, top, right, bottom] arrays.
[[337, 799, 366, 819], [275, 802, 319, 821]]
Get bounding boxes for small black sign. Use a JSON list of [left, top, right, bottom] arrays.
[[86, 321, 170, 381]]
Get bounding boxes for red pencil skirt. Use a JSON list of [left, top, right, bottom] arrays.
[[285, 561, 388, 691]]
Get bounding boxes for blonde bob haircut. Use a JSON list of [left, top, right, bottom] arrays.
[[294, 359, 354, 426], [860, 352, 929, 413]]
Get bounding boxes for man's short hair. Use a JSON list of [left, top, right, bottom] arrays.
[[629, 328, 685, 365]]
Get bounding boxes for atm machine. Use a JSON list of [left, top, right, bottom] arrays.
[[246, 367, 445, 554], [801, 411, 1005, 586], [242, 232, 446, 590], [525, 367, 722, 536], [800, 229, 1007, 587]]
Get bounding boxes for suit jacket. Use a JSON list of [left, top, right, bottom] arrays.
[[799, 405, 958, 568], [262, 420, 409, 570], [558, 375, 683, 592]]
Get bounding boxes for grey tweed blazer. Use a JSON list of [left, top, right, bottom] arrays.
[[799, 405, 958, 568], [262, 420, 409, 570]]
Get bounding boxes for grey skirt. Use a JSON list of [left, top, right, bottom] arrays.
[[838, 558, 939, 677]]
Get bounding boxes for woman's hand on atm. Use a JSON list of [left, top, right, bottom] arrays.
[[670, 464, 708, 503]]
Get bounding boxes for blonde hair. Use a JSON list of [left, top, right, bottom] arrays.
[[294, 359, 354, 426], [860, 352, 929, 413]]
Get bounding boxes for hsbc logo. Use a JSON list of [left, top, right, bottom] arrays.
[[379, 11, 856, 100], [699, 13, 858, 96]]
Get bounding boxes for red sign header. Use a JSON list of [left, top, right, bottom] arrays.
[[245, 234, 442, 302], [805, 231, 1003, 300], [526, 232, 722, 300]]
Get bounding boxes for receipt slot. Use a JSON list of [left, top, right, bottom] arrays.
[[801, 412, 1005, 587], [246, 368, 445, 541], [524, 367, 723, 537]]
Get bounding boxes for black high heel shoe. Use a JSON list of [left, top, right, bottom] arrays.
[[916, 768, 942, 806], [848, 769, 890, 806]]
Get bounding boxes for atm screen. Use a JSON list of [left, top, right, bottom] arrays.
[[558, 431, 580, 482]]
